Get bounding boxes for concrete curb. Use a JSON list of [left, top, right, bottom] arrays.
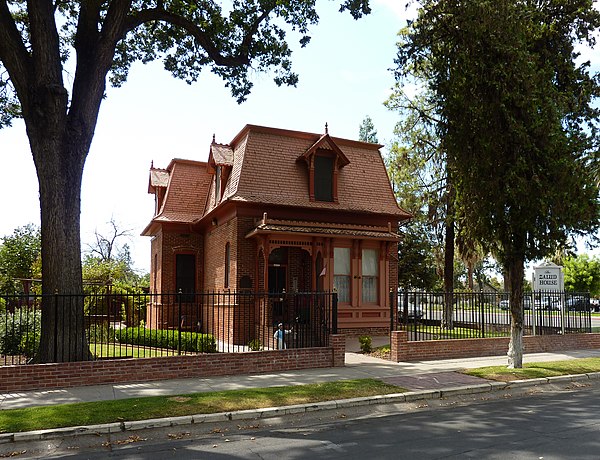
[[1, 372, 598, 444]]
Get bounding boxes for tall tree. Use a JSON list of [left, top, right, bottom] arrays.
[[385, 76, 456, 327], [396, 0, 600, 367], [0, 0, 372, 362], [358, 115, 379, 143]]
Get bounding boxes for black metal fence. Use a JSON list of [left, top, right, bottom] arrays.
[[394, 290, 593, 341], [0, 291, 337, 366]]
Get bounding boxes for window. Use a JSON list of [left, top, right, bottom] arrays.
[[153, 254, 158, 293], [333, 247, 351, 303], [314, 154, 334, 202], [215, 166, 221, 205], [361, 249, 378, 303], [176, 254, 195, 301], [224, 243, 230, 288]]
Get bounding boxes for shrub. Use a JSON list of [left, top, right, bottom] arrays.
[[20, 330, 40, 360], [114, 327, 217, 353], [247, 338, 262, 351], [358, 335, 372, 354], [0, 307, 41, 356]]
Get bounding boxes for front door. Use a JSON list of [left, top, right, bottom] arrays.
[[268, 265, 287, 324]]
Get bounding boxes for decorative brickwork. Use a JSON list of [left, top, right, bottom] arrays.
[[331, 334, 346, 367], [343, 327, 391, 337], [0, 344, 345, 393]]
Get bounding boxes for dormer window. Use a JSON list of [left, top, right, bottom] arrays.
[[215, 166, 221, 205], [208, 139, 233, 208], [314, 154, 334, 202], [298, 131, 350, 203]]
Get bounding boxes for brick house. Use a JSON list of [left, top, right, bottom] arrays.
[[142, 124, 410, 336]]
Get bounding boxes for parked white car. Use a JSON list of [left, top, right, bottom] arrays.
[[397, 295, 424, 320]]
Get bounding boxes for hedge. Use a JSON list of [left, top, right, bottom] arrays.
[[114, 327, 217, 353]]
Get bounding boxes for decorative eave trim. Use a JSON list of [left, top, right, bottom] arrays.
[[297, 133, 350, 167]]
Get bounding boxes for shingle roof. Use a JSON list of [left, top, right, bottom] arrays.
[[142, 159, 211, 234], [145, 125, 412, 234], [221, 125, 410, 218], [209, 142, 234, 167], [148, 168, 169, 193]]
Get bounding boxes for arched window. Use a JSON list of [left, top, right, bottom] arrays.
[[224, 242, 230, 288]]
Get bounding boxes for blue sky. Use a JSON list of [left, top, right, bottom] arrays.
[[0, 1, 598, 273]]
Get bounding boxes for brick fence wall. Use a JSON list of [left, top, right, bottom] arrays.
[[390, 330, 600, 362], [0, 334, 346, 393]]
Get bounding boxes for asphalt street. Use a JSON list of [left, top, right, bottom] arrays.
[[9, 376, 600, 459]]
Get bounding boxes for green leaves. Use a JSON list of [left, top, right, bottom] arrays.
[[397, 0, 600, 265], [563, 254, 600, 296], [0, 224, 41, 294]]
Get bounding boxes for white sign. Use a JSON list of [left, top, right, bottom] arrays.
[[533, 262, 563, 291]]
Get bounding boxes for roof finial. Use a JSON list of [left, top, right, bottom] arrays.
[[325, 122, 328, 134], [212, 133, 216, 143], [150, 160, 154, 169]]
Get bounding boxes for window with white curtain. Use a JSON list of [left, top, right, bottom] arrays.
[[333, 247, 351, 303], [361, 248, 378, 303]]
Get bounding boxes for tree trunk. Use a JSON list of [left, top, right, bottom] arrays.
[[25, 79, 97, 362], [506, 253, 525, 368], [31, 133, 92, 362], [442, 184, 455, 329], [467, 262, 474, 290]]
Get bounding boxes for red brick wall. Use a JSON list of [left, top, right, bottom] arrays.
[[159, 231, 203, 293], [204, 218, 237, 290], [150, 230, 163, 293], [0, 338, 346, 392], [236, 216, 258, 289], [331, 334, 345, 367], [391, 330, 600, 362]]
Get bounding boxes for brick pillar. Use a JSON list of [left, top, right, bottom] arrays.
[[331, 334, 346, 367], [390, 330, 408, 362]]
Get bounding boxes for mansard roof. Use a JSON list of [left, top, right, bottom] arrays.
[[141, 159, 211, 235], [143, 124, 411, 235], [210, 124, 409, 219]]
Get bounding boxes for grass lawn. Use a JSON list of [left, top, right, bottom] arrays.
[[0, 379, 403, 434], [405, 324, 508, 339], [89, 343, 175, 359], [463, 357, 600, 382]]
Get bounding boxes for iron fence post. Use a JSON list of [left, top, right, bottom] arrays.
[[177, 289, 182, 356], [389, 289, 395, 333], [54, 289, 59, 362], [480, 292, 485, 338], [332, 292, 338, 335]]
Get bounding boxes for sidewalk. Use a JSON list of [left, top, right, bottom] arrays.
[[2, 344, 600, 411]]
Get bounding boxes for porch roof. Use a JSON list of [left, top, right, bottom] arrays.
[[245, 219, 400, 241]]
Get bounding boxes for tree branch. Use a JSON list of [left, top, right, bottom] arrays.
[[0, 1, 32, 107], [123, 6, 274, 67], [28, 1, 64, 86]]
